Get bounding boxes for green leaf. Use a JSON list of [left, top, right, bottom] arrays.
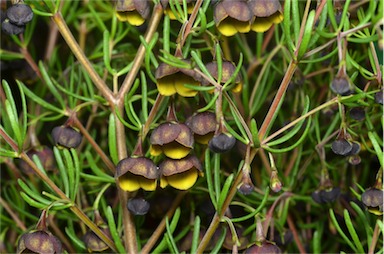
[[297, 10, 315, 59], [106, 206, 125, 253], [329, 209, 358, 253], [217, 174, 234, 211], [344, 209, 365, 253], [108, 114, 119, 165], [190, 216, 201, 254], [54, 147, 69, 197], [204, 149, 217, 210], [267, 95, 310, 146], [152, 208, 181, 254], [38, 61, 65, 108], [368, 131, 383, 168]]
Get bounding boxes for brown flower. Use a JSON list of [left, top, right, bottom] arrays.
[[150, 122, 194, 159], [186, 112, 216, 144], [115, 0, 150, 26], [17, 230, 62, 254], [155, 62, 201, 97], [214, 0, 252, 36], [159, 155, 203, 190], [205, 61, 243, 93], [248, 0, 283, 32], [115, 157, 159, 192]]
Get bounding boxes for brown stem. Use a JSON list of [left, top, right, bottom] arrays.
[[51, 12, 115, 106], [71, 116, 115, 173], [368, 221, 380, 254], [287, 214, 306, 254], [117, 3, 163, 104], [44, 21, 59, 61], [19, 47, 42, 79], [48, 214, 76, 253], [0, 197, 27, 231], [178, 0, 203, 49], [0, 128, 117, 251], [257, 60, 297, 142], [140, 192, 186, 254], [196, 170, 243, 254]]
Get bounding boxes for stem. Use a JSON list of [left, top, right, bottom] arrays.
[[0, 197, 27, 231], [0, 128, 117, 251], [287, 214, 306, 254], [51, 12, 115, 106], [258, 60, 298, 141], [368, 221, 380, 254], [117, 3, 163, 104], [71, 116, 115, 173], [140, 192, 186, 254], [196, 170, 243, 254]]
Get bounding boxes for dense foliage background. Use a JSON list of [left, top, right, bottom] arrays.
[[1, 0, 383, 253]]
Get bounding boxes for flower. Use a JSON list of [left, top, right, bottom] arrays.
[[214, 0, 252, 36], [115, 0, 150, 26], [51, 125, 83, 149], [150, 122, 194, 159], [17, 230, 62, 254], [115, 157, 159, 192], [155, 62, 201, 97], [159, 155, 203, 190], [248, 0, 283, 33], [204, 61, 243, 93], [361, 188, 383, 215], [160, 0, 194, 20], [208, 132, 236, 153], [185, 112, 216, 144]]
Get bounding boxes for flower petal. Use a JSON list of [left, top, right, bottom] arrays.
[[251, 18, 273, 32], [157, 80, 177, 96], [217, 20, 239, 36], [139, 178, 157, 191], [174, 77, 199, 97], [165, 168, 199, 190], [150, 145, 163, 156], [126, 12, 146, 26], [118, 174, 141, 192], [163, 142, 191, 159]]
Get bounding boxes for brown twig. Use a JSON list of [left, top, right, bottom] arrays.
[[287, 214, 306, 254], [0, 197, 27, 231]]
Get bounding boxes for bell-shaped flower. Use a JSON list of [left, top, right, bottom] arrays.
[[186, 112, 216, 144], [214, 0, 252, 36], [204, 60, 243, 93], [115, 157, 159, 192], [248, 0, 283, 32], [155, 62, 201, 97], [115, 0, 150, 26], [159, 155, 203, 190], [150, 122, 194, 159]]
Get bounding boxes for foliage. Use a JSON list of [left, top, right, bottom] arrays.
[[0, 0, 383, 253]]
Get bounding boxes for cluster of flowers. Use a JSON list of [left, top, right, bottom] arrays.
[[115, 0, 283, 37], [1, 2, 33, 35]]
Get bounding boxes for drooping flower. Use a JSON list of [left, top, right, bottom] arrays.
[[248, 0, 283, 33], [150, 122, 194, 159], [159, 155, 203, 190], [204, 60, 243, 93], [155, 62, 201, 97], [186, 111, 216, 144], [115, 157, 159, 192], [115, 0, 150, 26], [52, 125, 83, 149], [214, 0, 252, 36]]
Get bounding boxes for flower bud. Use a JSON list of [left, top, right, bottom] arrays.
[[311, 187, 340, 204], [331, 138, 352, 156], [19, 146, 56, 174], [127, 197, 150, 215], [6, 3, 33, 26], [83, 227, 111, 252], [17, 230, 62, 254], [349, 107, 365, 121], [375, 90, 383, 104], [1, 18, 25, 35], [244, 242, 282, 254], [52, 125, 83, 149], [361, 188, 383, 215], [330, 77, 353, 96], [270, 169, 282, 193], [208, 133, 236, 153]]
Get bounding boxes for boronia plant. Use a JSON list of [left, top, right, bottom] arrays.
[[0, 0, 383, 253]]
